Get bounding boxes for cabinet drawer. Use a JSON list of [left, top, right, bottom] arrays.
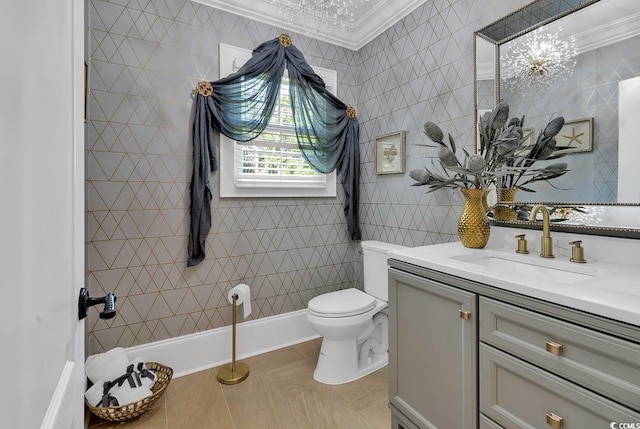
[[480, 344, 640, 428], [480, 297, 640, 410], [479, 414, 504, 429]]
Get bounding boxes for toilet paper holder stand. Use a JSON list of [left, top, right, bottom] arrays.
[[217, 293, 250, 384]]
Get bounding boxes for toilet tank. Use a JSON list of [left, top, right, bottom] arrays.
[[361, 241, 407, 301]]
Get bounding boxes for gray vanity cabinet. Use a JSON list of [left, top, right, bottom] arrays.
[[479, 297, 640, 411], [480, 344, 640, 428], [388, 261, 640, 429], [388, 268, 477, 429], [479, 297, 640, 428]]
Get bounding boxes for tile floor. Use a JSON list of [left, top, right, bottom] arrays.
[[88, 339, 390, 429]]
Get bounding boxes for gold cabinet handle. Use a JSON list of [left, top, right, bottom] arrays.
[[459, 310, 472, 320], [546, 412, 563, 429], [545, 340, 563, 356]]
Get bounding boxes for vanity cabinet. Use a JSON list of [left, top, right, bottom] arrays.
[[480, 344, 640, 428], [480, 297, 640, 411], [388, 263, 640, 429], [388, 269, 477, 429]]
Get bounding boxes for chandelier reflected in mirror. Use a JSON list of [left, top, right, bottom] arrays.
[[501, 26, 577, 94], [267, 0, 369, 33]]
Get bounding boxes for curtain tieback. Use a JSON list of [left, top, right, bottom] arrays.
[[279, 33, 292, 48], [346, 106, 356, 119], [196, 81, 213, 97]]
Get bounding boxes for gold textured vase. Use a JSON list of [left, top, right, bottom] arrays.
[[458, 188, 490, 249], [493, 188, 519, 221]]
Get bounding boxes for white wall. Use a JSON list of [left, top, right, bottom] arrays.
[[618, 75, 640, 203], [0, 1, 84, 427]]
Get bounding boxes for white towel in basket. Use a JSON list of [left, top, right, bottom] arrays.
[[84, 380, 106, 407], [85, 347, 129, 384], [110, 382, 153, 406]]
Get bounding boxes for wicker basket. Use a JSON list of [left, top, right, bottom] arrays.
[[85, 362, 173, 422]]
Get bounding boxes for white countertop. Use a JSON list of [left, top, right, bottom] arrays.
[[388, 230, 640, 327]]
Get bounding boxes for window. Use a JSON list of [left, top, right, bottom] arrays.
[[219, 43, 337, 198]]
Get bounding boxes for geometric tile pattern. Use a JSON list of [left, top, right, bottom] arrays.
[[477, 79, 495, 111], [87, 0, 359, 354], [355, 0, 530, 287], [501, 33, 640, 203], [87, 0, 531, 353]]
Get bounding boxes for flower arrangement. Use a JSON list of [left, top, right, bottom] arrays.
[[494, 115, 570, 192], [410, 102, 570, 193]]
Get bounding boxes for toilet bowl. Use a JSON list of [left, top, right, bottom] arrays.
[[306, 241, 406, 385]]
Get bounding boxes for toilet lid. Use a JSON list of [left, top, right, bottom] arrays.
[[308, 288, 376, 318]]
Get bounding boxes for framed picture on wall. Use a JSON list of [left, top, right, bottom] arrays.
[[375, 131, 405, 175], [554, 117, 594, 154]]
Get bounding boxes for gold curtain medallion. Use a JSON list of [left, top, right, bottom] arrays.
[[279, 33, 292, 48], [346, 106, 356, 119], [196, 81, 213, 97]]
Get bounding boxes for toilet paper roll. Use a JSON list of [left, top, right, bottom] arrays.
[[227, 283, 252, 319]]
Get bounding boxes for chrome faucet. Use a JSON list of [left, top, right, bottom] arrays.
[[528, 205, 554, 258]]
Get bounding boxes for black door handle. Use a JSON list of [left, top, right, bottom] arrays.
[[78, 287, 117, 320]]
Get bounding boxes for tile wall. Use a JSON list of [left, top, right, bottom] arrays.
[[477, 79, 495, 111], [87, 0, 530, 353], [502, 34, 640, 203], [355, 0, 529, 264], [86, 0, 359, 353]]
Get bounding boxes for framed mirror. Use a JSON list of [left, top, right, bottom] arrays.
[[475, 0, 640, 238]]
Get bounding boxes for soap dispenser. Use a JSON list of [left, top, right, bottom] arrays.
[[569, 240, 586, 263]]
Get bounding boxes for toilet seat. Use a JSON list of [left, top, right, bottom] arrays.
[[307, 288, 376, 318]]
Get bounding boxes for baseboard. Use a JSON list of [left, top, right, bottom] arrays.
[[41, 361, 75, 429], [124, 309, 319, 378]]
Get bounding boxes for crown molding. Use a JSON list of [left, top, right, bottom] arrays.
[[192, 0, 425, 51], [573, 11, 640, 54]]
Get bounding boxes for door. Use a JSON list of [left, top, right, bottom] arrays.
[[389, 268, 478, 429], [0, 1, 85, 428]]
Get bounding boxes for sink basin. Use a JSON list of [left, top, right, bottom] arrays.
[[451, 251, 598, 285]]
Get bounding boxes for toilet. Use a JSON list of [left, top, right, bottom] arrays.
[[306, 240, 406, 385]]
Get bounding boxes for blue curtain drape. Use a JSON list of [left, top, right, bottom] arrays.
[[188, 35, 361, 266]]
